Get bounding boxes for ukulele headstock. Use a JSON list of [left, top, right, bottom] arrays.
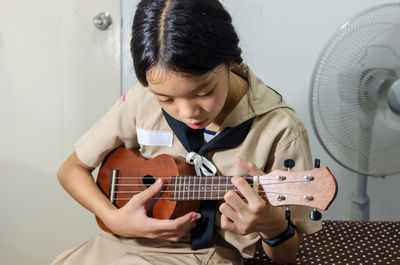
[[259, 167, 337, 211]]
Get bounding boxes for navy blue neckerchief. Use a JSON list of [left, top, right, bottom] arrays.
[[162, 110, 253, 250]]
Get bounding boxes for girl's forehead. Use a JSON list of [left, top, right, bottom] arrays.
[[146, 64, 227, 85], [148, 72, 214, 97], [146, 67, 211, 85]]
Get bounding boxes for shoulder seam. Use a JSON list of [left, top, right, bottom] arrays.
[[274, 108, 307, 151]]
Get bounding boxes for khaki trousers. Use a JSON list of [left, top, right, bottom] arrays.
[[51, 232, 243, 265]]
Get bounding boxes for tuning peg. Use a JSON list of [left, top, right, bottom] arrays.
[[314, 159, 320, 169], [309, 208, 322, 221], [285, 206, 291, 220], [284, 159, 295, 170]]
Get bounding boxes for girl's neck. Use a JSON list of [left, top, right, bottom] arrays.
[[206, 72, 248, 132]]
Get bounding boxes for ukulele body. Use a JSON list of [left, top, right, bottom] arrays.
[[96, 147, 200, 233]]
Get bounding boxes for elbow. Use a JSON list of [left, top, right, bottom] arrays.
[[57, 156, 73, 186], [57, 152, 78, 185], [57, 164, 66, 185], [56, 152, 94, 187]]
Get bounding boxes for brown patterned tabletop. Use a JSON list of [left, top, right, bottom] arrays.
[[243, 220, 400, 265]]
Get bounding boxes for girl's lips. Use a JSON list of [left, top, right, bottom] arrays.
[[186, 120, 207, 129]]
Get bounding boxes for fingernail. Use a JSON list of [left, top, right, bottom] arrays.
[[191, 213, 201, 221], [156, 179, 162, 186]]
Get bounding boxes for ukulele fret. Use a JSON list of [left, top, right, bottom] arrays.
[[207, 176, 214, 200], [218, 176, 221, 200], [200, 175, 203, 200], [183, 175, 186, 200], [172, 176, 177, 201], [176, 176, 180, 201], [184, 176, 189, 200], [187, 176, 191, 200], [192, 175, 196, 201], [206, 176, 210, 199], [179, 175, 182, 201], [225, 176, 228, 200], [211, 176, 217, 199]]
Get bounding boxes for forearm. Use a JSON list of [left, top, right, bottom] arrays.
[[257, 205, 300, 264], [261, 230, 300, 264], [57, 153, 115, 221]]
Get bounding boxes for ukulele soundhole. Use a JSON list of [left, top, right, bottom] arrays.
[[142, 175, 155, 188]]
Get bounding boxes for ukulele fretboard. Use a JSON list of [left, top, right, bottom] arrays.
[[169, 175, 240, 200]]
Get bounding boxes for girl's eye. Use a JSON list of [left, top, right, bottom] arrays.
[[198, 88, 214, 97], [158, 97, 173, 103]]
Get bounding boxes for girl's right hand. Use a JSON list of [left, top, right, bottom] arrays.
[[102, 178, 201, 241]]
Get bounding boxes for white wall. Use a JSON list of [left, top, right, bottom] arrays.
[[121, 0, 400, 222]]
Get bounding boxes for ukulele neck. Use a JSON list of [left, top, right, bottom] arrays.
[[169, 175, 247, 201]]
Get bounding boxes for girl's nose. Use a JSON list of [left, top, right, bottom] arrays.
[[178, 100, 201, 120]]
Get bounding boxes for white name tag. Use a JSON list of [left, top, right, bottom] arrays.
[[136, 127, 173, 147]]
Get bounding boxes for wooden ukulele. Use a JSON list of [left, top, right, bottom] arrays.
[[96, 147, 337, 233]]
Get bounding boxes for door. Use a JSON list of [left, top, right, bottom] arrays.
[[0, 1, 121, 264]]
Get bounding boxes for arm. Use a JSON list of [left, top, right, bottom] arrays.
[[57, 152, 201, 241]]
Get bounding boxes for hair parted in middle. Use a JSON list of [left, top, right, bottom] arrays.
[[131, 0, 243, 86]]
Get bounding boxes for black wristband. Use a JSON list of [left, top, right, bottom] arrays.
[[259, 219, 296, 247]]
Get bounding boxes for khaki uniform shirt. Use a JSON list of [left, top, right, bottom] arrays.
[[54, 64, 321, 264]]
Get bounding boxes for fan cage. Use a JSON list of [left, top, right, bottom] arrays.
[[310, 3, 400, 177]]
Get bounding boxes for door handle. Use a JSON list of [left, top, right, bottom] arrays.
[[93, 12, 112, 30]]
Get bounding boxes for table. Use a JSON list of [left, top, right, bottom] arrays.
[[243, 220, 400, 265]]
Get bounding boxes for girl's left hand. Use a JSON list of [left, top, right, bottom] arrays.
[[219, 157, 287, 238]]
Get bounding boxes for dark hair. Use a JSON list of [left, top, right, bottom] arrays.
[[131, 0, 242, 86]]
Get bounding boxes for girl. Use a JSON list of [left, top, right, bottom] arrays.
[[52, 0, 321, 264]]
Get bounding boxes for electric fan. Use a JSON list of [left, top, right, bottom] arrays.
[[309, 3, 400, 220]]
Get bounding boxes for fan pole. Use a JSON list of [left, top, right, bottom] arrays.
[[348, 174, 370, 220]]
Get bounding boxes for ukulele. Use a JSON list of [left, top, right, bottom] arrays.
[[96, 147, 337, 233]]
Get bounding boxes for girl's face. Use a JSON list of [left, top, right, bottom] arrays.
[[146, 64, 231, 130]]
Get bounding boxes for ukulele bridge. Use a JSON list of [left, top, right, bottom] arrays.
[[110, 170, 119, 204]]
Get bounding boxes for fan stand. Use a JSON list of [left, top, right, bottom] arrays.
[[345, 94, 376, 221], [348, 174, 370, 220], [348, 119, 370, 221]]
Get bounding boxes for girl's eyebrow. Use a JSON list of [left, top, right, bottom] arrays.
[[150, 79, 214, 97]]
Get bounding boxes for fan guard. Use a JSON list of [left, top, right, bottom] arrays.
[[310, 3, 400, 177]]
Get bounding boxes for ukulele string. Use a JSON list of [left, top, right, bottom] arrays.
[[113, 179, 310, 187], [113, 193, 302, 201], [109, 176, 313, 201], [111, 189, 305, 197], [115, 176, 300, 182]]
